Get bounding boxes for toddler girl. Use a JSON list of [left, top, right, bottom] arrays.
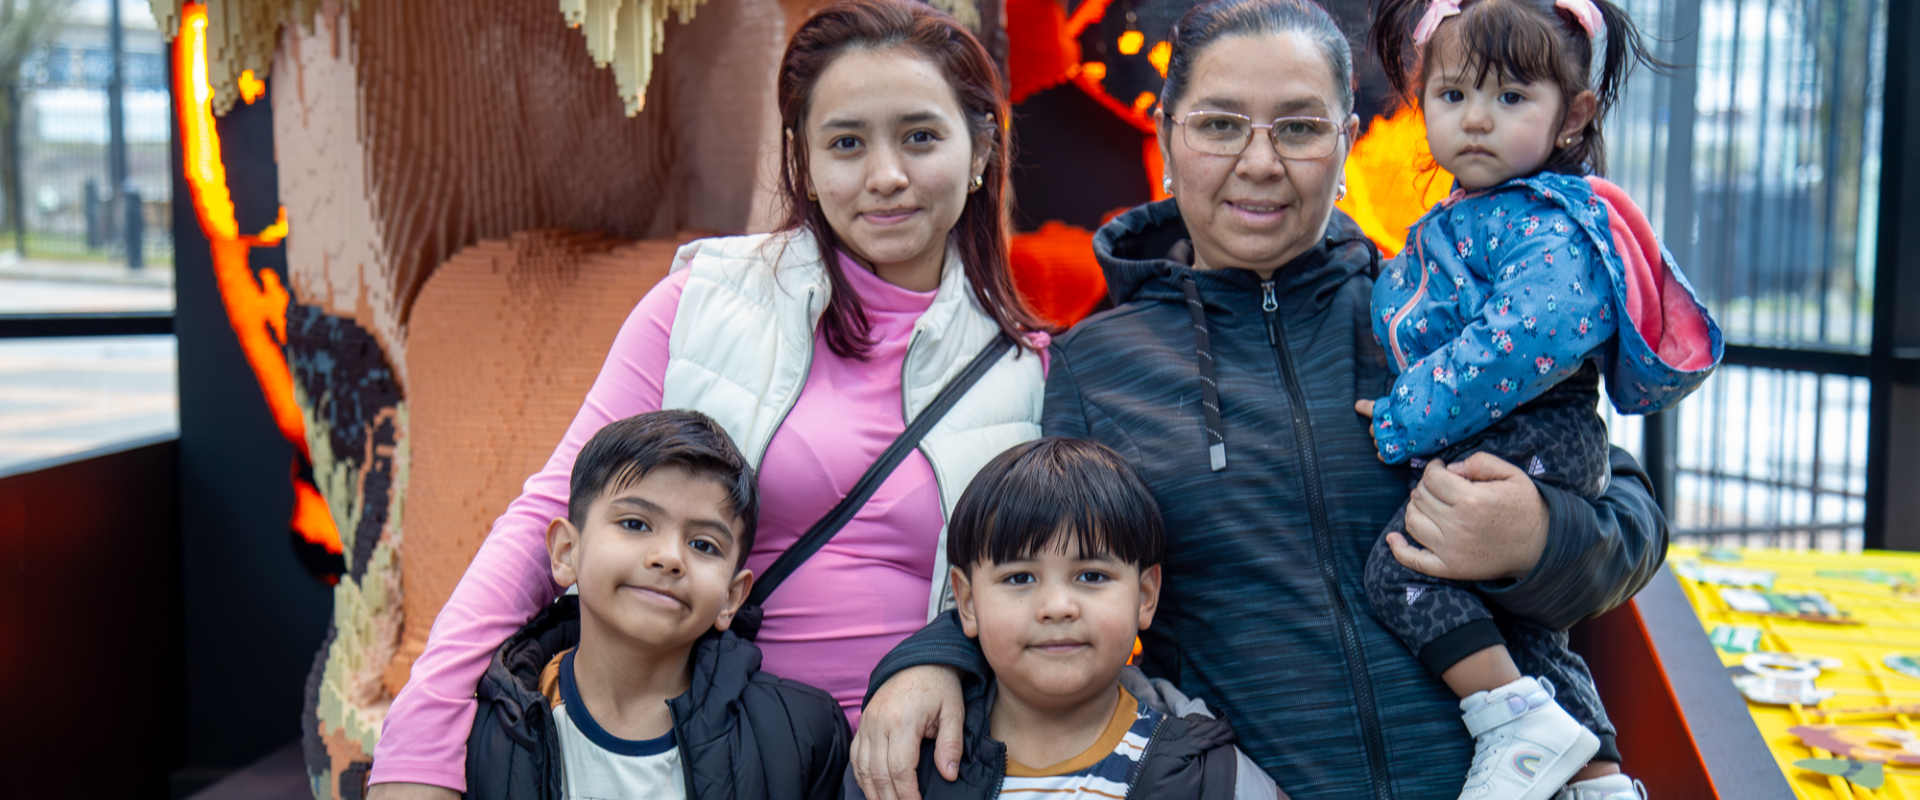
[[1360, 1, 1722, 799]]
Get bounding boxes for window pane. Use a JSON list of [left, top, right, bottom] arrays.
[[0, 267, 172, 313], [0, 335, 177, 474]]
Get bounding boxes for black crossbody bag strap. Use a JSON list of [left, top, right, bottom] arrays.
[[730, 332, 1017, 641]]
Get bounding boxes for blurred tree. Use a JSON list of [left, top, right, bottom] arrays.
[[0, 0, 75, 255]]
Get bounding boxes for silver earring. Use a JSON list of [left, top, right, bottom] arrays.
[[1162, 176, 1174, 194], [1336, 183, 1348, 201], [969, 175, 984, 193]]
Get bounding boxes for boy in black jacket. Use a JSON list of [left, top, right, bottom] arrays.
[[466, 410, 848, 800], [846, 438, 1282, 800]]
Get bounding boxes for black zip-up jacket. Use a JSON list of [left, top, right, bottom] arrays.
[[465, 595, 850, 800], [865, 201, 1668, 800], [843, 617, 1277, 800]]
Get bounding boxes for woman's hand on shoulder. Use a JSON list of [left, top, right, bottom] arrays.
[[1388, 452, 1549, 582], [365, 783, 461, 800], [851, 665, 965, 800]]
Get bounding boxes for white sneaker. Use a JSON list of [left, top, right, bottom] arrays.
[[1457, 676, 1601, 800], [1554, 774, 1647, 800]]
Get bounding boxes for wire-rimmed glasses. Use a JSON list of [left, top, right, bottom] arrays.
[[1170, 111, 1346, 159]]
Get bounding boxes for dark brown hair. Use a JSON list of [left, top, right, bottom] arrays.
[[1160, 0, 1355, 118], [947, 438, 1165, 573], [776, 0, 1044, 358], [1370, 0, 1659, 176], [570, 410, 759, 568]]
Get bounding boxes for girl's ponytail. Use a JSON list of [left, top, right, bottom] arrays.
[[1369, 0, 1435, 106], [1584, 0, 1661, 119]]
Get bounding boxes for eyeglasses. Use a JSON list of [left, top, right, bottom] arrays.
[[1170, 111, 1346, 160]]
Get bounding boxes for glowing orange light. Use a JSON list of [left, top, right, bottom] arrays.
[[1063, 0, 1114, 38], [1080, 61, 1107, 82], [1117, 30, 1144, 55], [1011, 221, 1106, 329], [1132, 91, 1156, 113], [237, 69, 265, 104], [1147, 41, 1171, 77], [293, 478, 337, 549], [174, 3, 342, 555], [1337, 106, 1455, 257]]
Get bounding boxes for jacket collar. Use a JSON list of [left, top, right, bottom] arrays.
[[481, 596, 758, 735], [756, 228, 980, 346], [1093, 199, 1380, 314]]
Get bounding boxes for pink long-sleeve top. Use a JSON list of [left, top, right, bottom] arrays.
[[370, 252, 1045, 791]]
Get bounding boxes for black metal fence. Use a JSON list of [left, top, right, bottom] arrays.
[[1603, 0, 1887, 551], [5, 42, 171, 266]]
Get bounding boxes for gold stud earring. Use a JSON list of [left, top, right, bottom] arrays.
[[969, 175, 984, 193], [807, 187, 818, 201]]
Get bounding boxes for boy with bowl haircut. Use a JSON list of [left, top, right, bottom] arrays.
[[847, 438, 1283, 800], [460, 410, 849, 800]]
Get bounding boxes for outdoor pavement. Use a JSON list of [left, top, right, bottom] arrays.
[[0, 255, 178, 474]]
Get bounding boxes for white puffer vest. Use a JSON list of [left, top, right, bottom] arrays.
[[660, 230, 1045, 621]]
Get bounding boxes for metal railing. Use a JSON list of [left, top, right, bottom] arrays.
[[1600, 0, 1904, 550]]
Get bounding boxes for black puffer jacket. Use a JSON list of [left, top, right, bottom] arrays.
[[844, 613, 1279, 800], [465, 595, 850, 800], [867, 201, 1667, 800]]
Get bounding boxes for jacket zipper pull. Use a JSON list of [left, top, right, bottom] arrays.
[[1262, 280, 1278, 345]]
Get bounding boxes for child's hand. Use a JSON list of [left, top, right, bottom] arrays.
[[1354, 399, 1383, 462]]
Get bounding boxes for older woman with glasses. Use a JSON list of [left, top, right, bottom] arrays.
[[850, 1, 1668, 799]]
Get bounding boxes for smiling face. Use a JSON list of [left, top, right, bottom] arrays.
[[952, 536, 1160, 713], [548, 465, 753, 652], [1157, 32, 1358, 278], [1421, 37, 1595, 189], [803, 46, 987, 281]]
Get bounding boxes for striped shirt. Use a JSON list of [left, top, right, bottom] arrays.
[[999, 686, 1164, 798]]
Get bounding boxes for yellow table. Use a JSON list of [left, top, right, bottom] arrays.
[[1673, 546, 1920, 799]]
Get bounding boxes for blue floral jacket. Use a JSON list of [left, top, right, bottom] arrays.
[[1370, 172, 1723, 463]]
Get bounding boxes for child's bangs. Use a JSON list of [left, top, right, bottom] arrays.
[[975, 478, 1155, 568], [1428, 2, 1582, 93], [947, 438, 1165, 572]]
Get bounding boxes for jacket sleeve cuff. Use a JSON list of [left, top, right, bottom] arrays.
[[863, 610, 991, 709], [1471, 479, 1592, 631], [1369, 395, 1414, 464], [367, 759, 468, 793]]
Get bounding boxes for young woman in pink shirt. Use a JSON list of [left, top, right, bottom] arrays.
[[368, 1, 1049, 795]]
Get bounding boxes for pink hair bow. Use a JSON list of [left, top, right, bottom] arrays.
[[1410, 0, 1461, 46], [1555, 0, 1608, 41], [1410, 0, 1609, 83], [1412, 0, 1608, 45]]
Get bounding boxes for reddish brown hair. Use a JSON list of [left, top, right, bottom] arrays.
[[777, 0, 1044, 359], [1370, 0, 1660, 176]]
